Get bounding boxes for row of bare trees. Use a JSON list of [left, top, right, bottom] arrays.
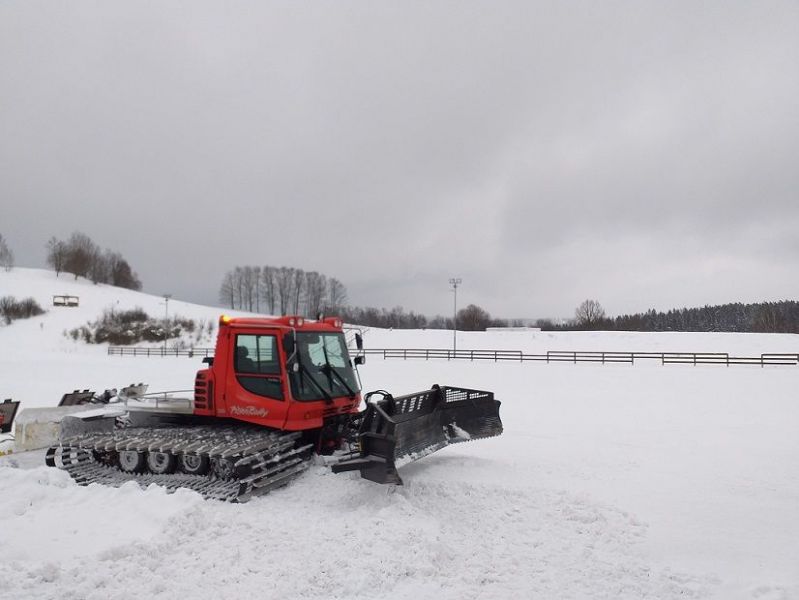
[[219, 265, 347, 316], [46, 232, 142, 290]]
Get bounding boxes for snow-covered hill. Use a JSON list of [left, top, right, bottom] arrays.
[[0, 268, 252, 408], [1, 268, 797, 600], [0, 267, 233, 331]]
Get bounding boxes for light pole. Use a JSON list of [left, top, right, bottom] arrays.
[[449, 278, 461, 353], [163, 294, 172, 351]]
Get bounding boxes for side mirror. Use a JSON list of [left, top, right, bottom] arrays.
[[354, 355, 365, 366], [355, 333, 363, 350], [202, 357, 214, 366], [283, 334, 295, 356]]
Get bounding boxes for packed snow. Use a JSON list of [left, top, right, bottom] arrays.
[[1, 268, 797, 599]]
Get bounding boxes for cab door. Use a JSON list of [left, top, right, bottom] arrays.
[[226, 331, 288, 429]]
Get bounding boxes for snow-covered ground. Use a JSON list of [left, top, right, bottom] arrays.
[[1, 269, 797, 599]]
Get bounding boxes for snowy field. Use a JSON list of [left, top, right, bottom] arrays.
[[1, 269, 797, 599]]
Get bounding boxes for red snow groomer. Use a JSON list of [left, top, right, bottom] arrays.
[[46, 315, 503, 501]]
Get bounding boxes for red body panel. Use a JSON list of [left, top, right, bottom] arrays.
[[193, 316, 361, 432]]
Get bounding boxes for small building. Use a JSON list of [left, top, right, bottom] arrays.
[[53, 295, 79, 307]]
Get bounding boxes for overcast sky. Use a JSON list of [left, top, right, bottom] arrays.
[[1, 1, 797, 319]]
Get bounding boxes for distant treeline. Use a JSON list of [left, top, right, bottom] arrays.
[[337, 304, 519, 331], [547, 301, 799, 334]]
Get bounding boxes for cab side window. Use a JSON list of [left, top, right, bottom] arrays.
[[235, 334, 282, 400], [235, 335, 280, 375]]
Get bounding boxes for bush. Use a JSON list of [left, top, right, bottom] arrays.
[[67, 307, 200, 345], [0, 296, 45, 325], [114, 308, 149, 325]]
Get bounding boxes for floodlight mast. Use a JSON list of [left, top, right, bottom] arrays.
[[449, 278, 462, 353], [163, 294, 172, 351]]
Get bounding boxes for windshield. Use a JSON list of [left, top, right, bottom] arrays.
[[288, 332, 360, 401]]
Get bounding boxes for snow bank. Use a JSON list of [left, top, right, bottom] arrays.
[[0, 465, 714, 600], [0, 466, 202, 564]]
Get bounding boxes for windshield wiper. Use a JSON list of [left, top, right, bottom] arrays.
[[321, 344, 357, 399], [295, 356, 333, 404], [320, 363, 357, 399]]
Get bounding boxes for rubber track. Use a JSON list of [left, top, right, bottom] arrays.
[[46, 425, 313, 502]]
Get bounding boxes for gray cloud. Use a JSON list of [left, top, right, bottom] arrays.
[[2, 1, 797, 319]]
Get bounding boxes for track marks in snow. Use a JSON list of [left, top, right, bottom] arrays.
[[0, 466, 202, 563], [1, 465, 715, 600]]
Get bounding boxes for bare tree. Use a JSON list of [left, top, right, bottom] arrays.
[[253, 266, 262, 313], [575, 299, 606, 329], [458, 304, 492, 331], [241, 266, 258, 312], [326, 278, 347, 312], [0, 234, 14, 272], [234, 267, 246, 309], [428, 315, 449, 329], [64, 232, 98, 280], [89, 247, 109, 284], [106, 251, 142, 290], [275, 267, 294, 315], [304, 271, 327, 317], [219, 271, 236, 308], [46, 237, 68, 276], [292, 268, 305, 314], [260, 266, 276, 314]]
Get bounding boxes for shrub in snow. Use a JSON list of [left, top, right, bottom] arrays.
[[67, 307, 200, 345], [0, 296, 45, 325]]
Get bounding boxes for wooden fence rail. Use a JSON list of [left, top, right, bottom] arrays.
[[107, 346, 799, 367], [356, 348, 799, 367], [108, 346, 214, 358]]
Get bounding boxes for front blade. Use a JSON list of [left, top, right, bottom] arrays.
[[332, 385, 502, 484]]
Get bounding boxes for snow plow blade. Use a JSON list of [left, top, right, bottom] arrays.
[[332, 385, 502, 484]]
